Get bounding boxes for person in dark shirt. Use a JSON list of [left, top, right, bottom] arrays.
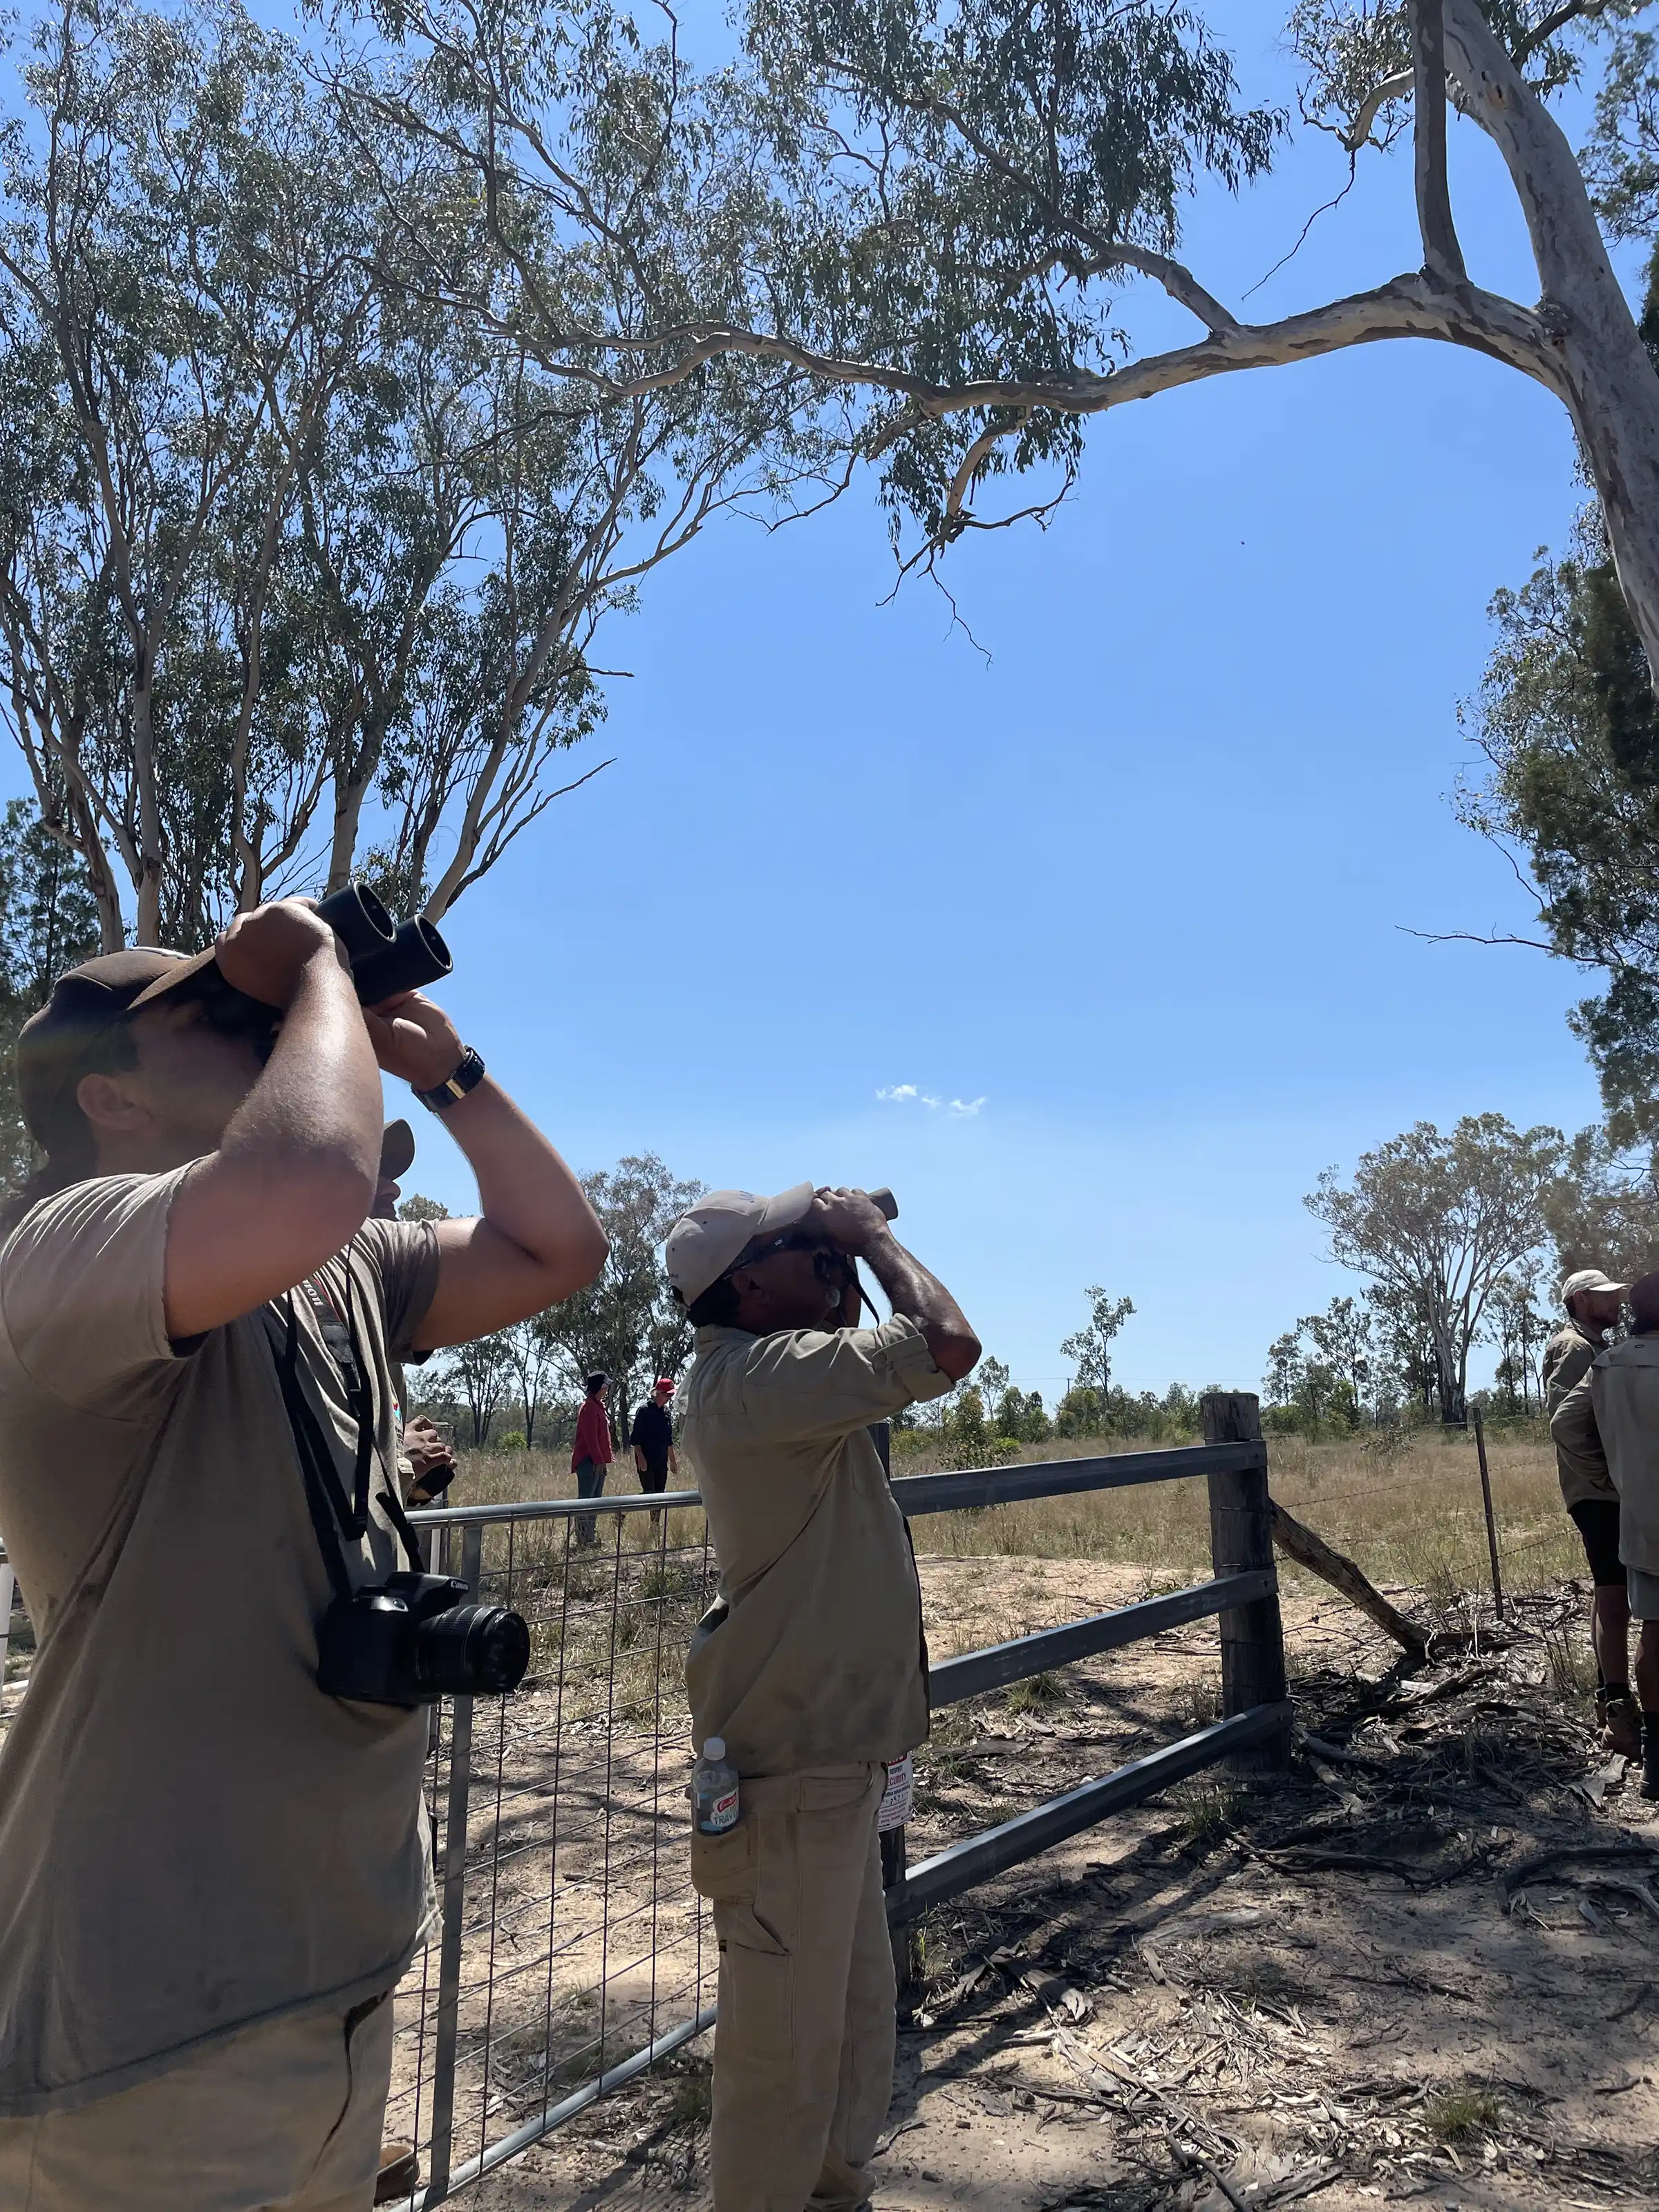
[[630, 1378, 679, 1530]]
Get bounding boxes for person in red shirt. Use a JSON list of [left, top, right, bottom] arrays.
[[572, 1371, 615, 1548]]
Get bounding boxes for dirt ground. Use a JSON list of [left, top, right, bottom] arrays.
[[462, 1554, 1659, 2212]]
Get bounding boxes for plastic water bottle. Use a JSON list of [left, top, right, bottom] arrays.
[[693, 1737, 740, 1833]]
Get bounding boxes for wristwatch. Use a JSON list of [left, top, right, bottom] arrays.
[[414, 1046, 486, 1114]]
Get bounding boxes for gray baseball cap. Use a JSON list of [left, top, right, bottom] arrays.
[[664, 1184, 816, 1308]]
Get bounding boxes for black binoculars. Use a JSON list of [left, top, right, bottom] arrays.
[[315, 883, 453, 1005]]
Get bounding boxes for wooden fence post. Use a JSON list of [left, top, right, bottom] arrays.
[[1201, 1391, 1289, 1772]]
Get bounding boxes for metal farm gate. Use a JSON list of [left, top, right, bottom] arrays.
[[386, 1391, 1291, 2205]]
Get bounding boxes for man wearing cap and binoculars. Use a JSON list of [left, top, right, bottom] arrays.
[[665, 1181, 980, 2212], [0, 897, 606, 2209], [1544, 1267, 1637, 1759]]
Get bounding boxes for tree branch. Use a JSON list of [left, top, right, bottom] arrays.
[[1340, 70, 1414, 156], [1410, 0, 1467, 283], [498, 270, 1560, 429]]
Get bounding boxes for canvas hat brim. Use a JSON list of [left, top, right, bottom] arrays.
[[379, 1118, 416, 1182]]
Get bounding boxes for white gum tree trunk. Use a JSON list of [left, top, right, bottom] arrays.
[[1444, 0, 1659, 687]]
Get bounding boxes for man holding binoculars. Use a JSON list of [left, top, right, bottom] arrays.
[[0, 897, 606, 2209], [666, 1182, 980, 2212]]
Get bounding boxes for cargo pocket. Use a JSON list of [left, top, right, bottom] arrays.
[[798, 1767, 880, 1815], [713, 1894, 794, 2067], [690, 1817, 756, 1902]]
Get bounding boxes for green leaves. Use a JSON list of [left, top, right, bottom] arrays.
[[1463, 514, 1659, 1143]]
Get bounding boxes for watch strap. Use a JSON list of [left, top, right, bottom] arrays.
[[414, 1045, 486, 1114]]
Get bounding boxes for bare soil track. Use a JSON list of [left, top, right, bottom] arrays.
[[467, 1557, 1659, 2212]]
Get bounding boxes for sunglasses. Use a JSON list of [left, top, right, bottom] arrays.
[[726, 1232, 857, 1293]]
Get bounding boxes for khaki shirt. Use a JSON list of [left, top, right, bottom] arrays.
[[1543, 1320, 1615, 1509], [1553, 1335, 1659, 1571], [0, 1170, 440, 2115], [682, 1315, 952, 1777]]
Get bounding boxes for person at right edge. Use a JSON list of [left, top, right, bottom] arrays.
[[1544, 1267, 1636, 1757], [0, 899, 606, 2211], [1553, 1269, 1659, 1796], [665, 1183, 980, 2212]]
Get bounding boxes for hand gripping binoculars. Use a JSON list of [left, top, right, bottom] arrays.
[[314, 883, 453, 1005]]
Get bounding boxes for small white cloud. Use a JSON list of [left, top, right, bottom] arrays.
[[877, 1084, 986, 1116]]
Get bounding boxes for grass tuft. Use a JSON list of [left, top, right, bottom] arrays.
[[1004, 1670, 1065, 1716], [667, 2063, 712, 2128], [1426, 2084, 1501, 2141], [1172, 1779, 1241, 1850]]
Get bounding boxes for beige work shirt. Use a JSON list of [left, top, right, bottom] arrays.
[[1553, 1335, 1659, 1572], [0, 1170, 440, 2115], [1542, 1320, 1615, 1510], [682, 1315, 953, 1777]]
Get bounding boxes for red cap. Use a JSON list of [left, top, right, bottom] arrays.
[[654, 1378, 676, 1394]]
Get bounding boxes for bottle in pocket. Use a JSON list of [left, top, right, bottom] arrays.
[[693, 1736, 740, 1833]]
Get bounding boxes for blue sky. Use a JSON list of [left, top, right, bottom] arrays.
[[421, 6, 1611, 1397], [3, 5, 1620, 1396]]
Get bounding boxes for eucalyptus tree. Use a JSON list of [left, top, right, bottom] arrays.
[[1060, 1286, 1136, 1396], [404, 0, 1659, 694], [534, 1154, 704, 1451], [330, 0, 861, 809], [0, 0, 760, 953], [0, 798, 99, 1190], [1544, 1122, 1659, 1275], [1307, 1114, 1565, 1425]]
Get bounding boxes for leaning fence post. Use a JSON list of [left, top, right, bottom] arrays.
[[426, 1519, 482, 2203], [1472, 1405, 1505, 1620], [1201, 1392, 1289, 1772]]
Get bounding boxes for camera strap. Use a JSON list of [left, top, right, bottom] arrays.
[[265, 1297, 358, 1609], [261, 1255, 424, 1600]]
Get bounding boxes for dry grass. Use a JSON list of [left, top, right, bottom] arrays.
[[892, 1424, 1577, 1614], [438, 1423, 1578, 1622]]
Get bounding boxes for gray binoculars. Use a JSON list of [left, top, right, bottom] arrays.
[[315, 883, 453, 1005]]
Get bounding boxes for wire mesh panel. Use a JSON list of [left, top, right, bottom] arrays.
[[384, 1492, 719, 2207], [382, 1438, 1286, 2203]]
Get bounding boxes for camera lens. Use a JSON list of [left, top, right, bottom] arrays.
[[413, 1602, 530, 1697]]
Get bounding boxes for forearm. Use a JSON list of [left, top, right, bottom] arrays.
[[221, 957, 382, 1187], [410, 1078, 608, 1345], [443, 1080, 601, 1272], [859, 1228, 981, 1382], [163, 953, 382, 1335]]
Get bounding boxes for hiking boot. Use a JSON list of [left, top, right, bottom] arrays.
[[1642, 1718, 1659, 1803], [375, 2143, 420, 2204], [1602, 1693, 1642, 1761]]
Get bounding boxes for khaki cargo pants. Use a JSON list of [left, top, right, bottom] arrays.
[[691, 1762, 892, 2212], [0, 1989, 395, 2211]]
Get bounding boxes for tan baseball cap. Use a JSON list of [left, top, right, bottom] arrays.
[[15, 946, 244, 1143], [664, 1184, 816, 1308], [1559, 1267, 1629, 1309]]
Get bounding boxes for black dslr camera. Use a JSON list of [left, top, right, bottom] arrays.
[[317, 1571, 530, 1709]]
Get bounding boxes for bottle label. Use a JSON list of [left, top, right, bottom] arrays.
[[699, 1783, 740, 1834]]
